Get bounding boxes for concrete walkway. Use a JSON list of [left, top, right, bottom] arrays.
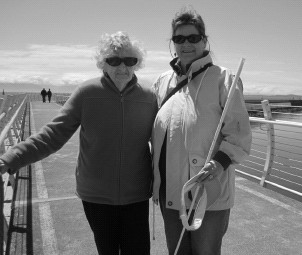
[[7, 101, 302, 254]]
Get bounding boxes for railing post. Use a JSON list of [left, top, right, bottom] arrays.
[[0, 95, 27, 253], [0, 174, 4, 254], [260, 100, 275, 186]]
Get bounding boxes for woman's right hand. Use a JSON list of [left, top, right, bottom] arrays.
[[0, 159, 9, 175]]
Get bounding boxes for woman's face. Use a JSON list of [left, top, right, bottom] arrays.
[[174, 25, 206, 66], [103, 48, 136, 90]]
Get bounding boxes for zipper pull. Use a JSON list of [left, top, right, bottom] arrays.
[[120, 93, 124, 102]]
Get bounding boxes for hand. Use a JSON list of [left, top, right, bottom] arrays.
[[152, 190, 159, 205], [152, 175, 161, 205], [197, 160, 223, 182], [153, 198, 159, 205], [0, 159, 9, 175]]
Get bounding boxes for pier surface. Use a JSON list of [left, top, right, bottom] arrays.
[[6, 101, 302, 255]]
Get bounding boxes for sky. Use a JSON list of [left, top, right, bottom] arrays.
[[0, 0, 302, 95]]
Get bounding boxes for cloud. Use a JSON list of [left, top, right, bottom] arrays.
[[0, 45, 172, 86], [0, 45, 301, 95], [0, 44, 98, 85], [61, 72, 99, 85], [137, 51, 172, 82]]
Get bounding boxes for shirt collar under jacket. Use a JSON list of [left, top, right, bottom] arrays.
[[169, 51, 213, 77], [101, 72, 138, 93]]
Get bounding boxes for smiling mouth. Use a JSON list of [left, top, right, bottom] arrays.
[[182, 49, 195, 53]]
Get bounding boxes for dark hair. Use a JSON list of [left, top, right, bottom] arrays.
[[171, 7, 208, 42]]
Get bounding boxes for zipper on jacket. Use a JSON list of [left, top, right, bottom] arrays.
[[118, 92, 124, 204]]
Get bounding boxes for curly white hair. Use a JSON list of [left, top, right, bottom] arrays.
[[95, 31, 146, 71]]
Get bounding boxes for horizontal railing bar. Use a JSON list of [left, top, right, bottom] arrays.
[[274, 134, 302, 141], [0, 97, 27, 146], [252, 142, 267, 148], [271, 111, 302, 116], [289, 158, 302, 163], [236, 169, 261, 180], [251, 148, 267, 154], [236, 169, 302, 197], [269, 172, 302, 188], [271, 165, 302, 178], [265, 180, 302, 197], [237, 166, 263, 176], [274, 147, 302, 157], [274, 141, 302, 149], [248, 155, 266, 161], [250, 117, 302, 127], [274, 157, 302, 168]]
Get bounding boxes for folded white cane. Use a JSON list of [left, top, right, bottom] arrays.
[[174, 58, 246, 255]]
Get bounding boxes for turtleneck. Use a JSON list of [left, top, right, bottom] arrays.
[[101, 72, 138, 93]]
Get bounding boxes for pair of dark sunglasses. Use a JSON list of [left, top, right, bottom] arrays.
[[172, 34, 203, 44], [105, 57, 138, 67]]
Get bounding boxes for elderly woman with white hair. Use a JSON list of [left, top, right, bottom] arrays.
[[0, 31, 158, 254]]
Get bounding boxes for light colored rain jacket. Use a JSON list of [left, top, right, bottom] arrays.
[[152, 53, 252, 211]]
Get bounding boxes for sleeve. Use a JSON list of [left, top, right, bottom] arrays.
[[0, 85, 84, 173], [213, 73, 252, 170]]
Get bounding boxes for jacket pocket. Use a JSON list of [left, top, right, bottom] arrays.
[[188, 153, 206, 179]]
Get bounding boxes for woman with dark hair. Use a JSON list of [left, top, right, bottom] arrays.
[[152, 7, 252, 255]]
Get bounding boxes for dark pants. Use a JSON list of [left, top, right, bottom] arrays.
[[82, 200, 150, 255]]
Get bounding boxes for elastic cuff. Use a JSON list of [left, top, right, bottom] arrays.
[[212, 151, 232, 170]]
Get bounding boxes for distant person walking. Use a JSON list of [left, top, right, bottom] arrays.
[[41, 88, 47, 103], [47, 89, 52, 103]]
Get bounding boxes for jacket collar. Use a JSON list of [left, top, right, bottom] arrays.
[[170, 51, 213, 77], [101, 72, 137, 93]]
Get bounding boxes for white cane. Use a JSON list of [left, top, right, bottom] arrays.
[[173, 58, 246, 255], [152, 200, 156, 240]]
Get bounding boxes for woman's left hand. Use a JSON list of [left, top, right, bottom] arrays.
[[197, 160, 223, 182]]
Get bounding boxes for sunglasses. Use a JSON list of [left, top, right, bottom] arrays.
[[172, 34, 203, 44], [105, 57, 138, 67]]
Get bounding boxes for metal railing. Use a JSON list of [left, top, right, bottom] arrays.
[[1, 95, 302, 252], [237, 100, 302, 201], [0, 94, 28, 254], [54, 94, 70, 106]]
